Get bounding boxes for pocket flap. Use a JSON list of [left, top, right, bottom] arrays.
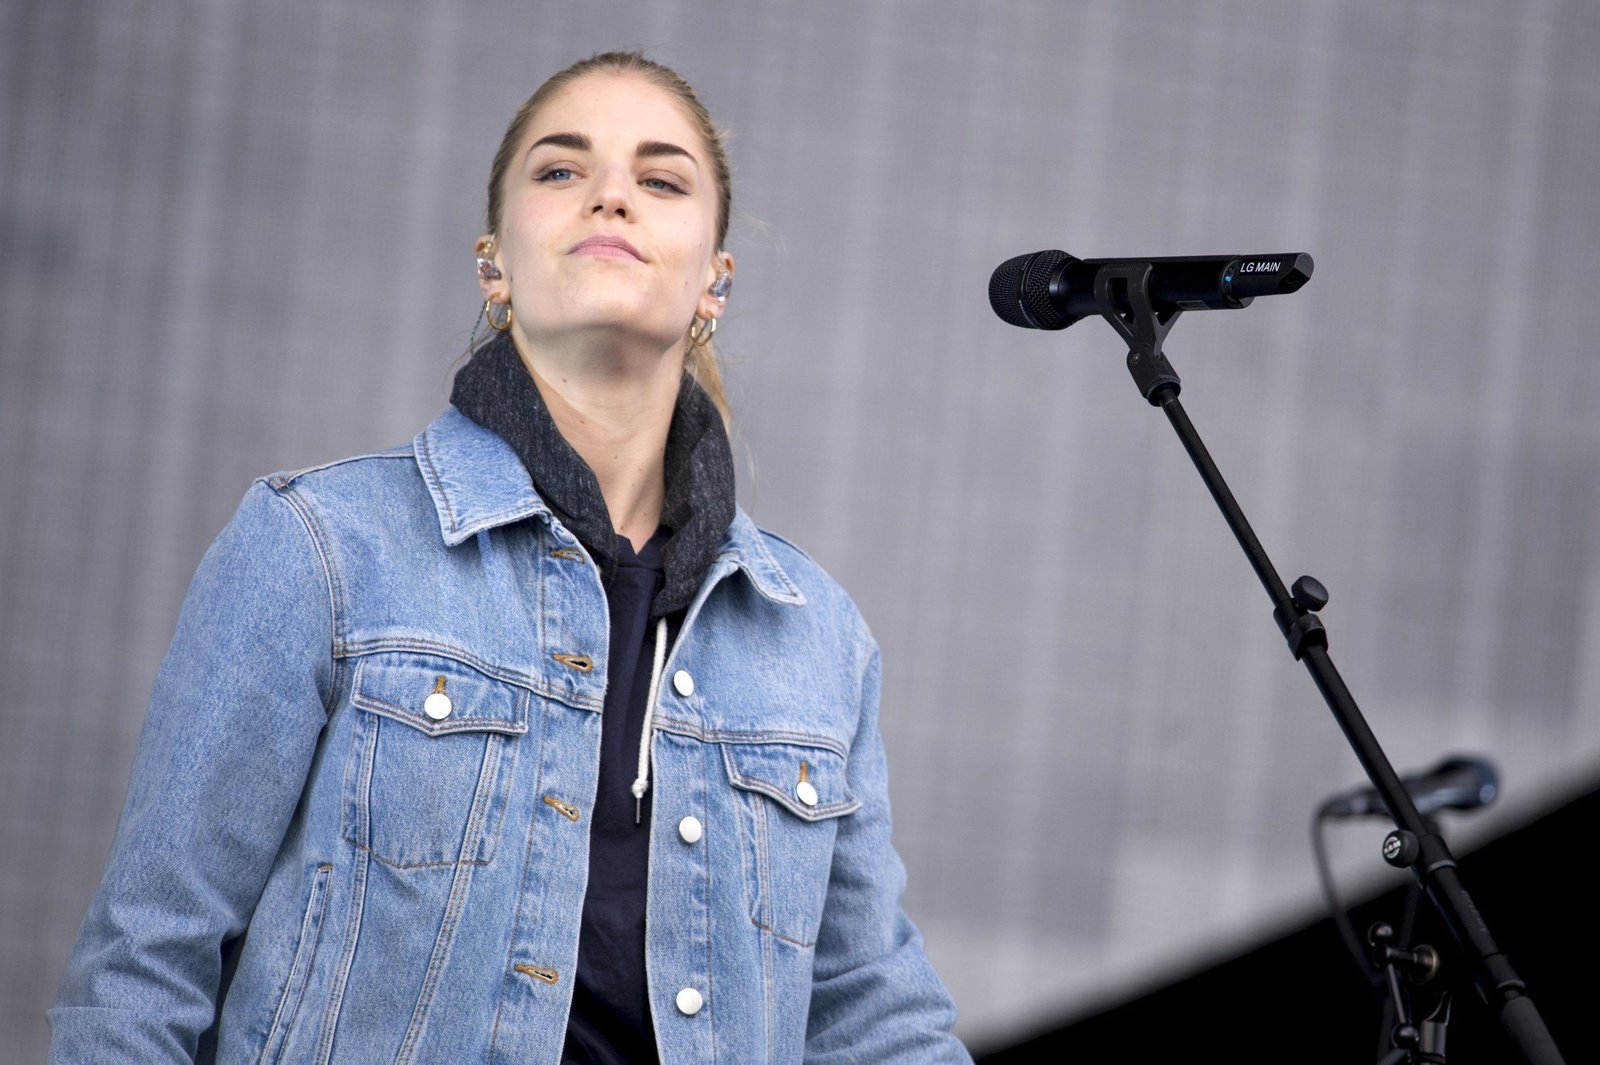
[[352, 653, 528, 737], [721, 741, 860, 821]]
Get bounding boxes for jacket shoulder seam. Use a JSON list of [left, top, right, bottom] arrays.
[[263, 446, 412, 489], [257, 479, 346, 684]]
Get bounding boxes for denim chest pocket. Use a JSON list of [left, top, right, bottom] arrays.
[[722, 740, 862, 948], [344, 652, 528, 869]]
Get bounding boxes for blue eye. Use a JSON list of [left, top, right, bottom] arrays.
[[643, 176, 686, 194], [536, 167, 575, 183]]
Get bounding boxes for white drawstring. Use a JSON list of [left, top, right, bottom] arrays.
[[631, 617, 668, 824]]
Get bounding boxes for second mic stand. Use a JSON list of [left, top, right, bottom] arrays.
[[1089, 263, 1563, 1065]]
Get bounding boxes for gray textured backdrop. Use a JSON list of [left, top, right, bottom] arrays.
[[4, 0, 1599, 1058]]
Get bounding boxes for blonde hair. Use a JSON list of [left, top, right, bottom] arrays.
[[485, 51, 733, 422]]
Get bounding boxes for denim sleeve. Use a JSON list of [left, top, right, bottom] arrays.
[[803, 640, 974, 1064], [48, 480, 336, 1063]]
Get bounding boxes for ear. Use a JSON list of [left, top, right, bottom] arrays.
[[475, 234, 508, 302], [696, 251, 735, 321]]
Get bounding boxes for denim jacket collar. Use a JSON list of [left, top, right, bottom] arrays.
[[415, 407, 804, 607]]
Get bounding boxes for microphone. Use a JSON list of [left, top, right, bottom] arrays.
[[1320, 755, 1500, 820], [989, 250, 1314, 331]]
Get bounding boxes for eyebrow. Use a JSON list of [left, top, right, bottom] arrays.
[[526, 132, 699, 168], [635, 139, 698, 166], [527, 131, 591, 154]]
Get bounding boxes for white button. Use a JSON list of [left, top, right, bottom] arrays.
[[672, 669, 694, 697], [678, 816, 703, 844], [675, 986, 704, 1016], [423, 692, 453, 721], [795, 780, 819, 807]]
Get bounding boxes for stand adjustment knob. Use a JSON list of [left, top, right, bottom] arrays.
[[1292, 575, 1328, 611], [1382, 829, 1420, 868]]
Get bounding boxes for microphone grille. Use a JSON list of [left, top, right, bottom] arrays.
[[989, 249, 1069, 330]]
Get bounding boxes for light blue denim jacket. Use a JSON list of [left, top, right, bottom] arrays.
[[50, 408, 970, 1064]]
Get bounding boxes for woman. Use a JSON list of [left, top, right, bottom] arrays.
[[49, 51, 970, 1064]]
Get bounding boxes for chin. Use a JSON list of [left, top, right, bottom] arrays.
[[551, 311, 685, 352], [592, 292, 684, 326]]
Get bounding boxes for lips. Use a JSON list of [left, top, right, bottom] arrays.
[[568, 234, 643, 260]]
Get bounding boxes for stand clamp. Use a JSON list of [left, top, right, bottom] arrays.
[[1370, 922, 1449, 1064]]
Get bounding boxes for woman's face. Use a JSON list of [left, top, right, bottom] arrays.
[[480, 71, 729, 360]]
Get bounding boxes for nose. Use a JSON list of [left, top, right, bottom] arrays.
[[588, 165, 632, 219]]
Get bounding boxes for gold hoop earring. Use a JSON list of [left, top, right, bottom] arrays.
[[486, 299, 513, 332], [688, 315, 717, 348]]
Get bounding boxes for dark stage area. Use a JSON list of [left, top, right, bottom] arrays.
[[977, 778, 1598, 1064]]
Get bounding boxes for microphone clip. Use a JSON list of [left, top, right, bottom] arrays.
[[1091, 262, 1184, 405]]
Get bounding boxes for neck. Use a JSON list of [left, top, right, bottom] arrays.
[[511, 327, 685, 552]]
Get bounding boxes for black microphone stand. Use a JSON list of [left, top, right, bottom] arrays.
[[1088, 263, 1565, 1065]]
